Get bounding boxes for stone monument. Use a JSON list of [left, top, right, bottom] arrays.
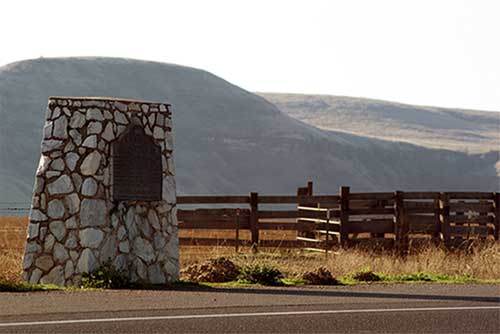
[[22, 97, 179, 286]]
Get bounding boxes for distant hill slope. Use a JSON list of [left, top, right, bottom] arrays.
[[259, 93, 500, 153], [0, 57, 498, 206]]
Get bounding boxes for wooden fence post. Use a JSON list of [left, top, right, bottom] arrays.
[[439, 192, 451, 247], [393, 191, 400, 250], [297, 182, 315, 240], [433, 196, 441, 244], [235, 208, 240, 253], [494, 192, 499, 241], [307, 181, 313, 196], [325, 207, 330, 256], [394, 191, 408, 256], [339, 186, 350, 248], [250, 192, 259, 246]]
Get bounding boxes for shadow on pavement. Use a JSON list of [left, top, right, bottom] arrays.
[[170, 284, 500, 304]]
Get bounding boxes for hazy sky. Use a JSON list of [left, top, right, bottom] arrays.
[[1, 0, 499, 111]]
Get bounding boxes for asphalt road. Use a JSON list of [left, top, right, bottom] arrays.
[[0, 284, 499, 333]]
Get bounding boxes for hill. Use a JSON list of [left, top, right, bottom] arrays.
[[0, 57, 498, 206], [259, 93, 499, 153]]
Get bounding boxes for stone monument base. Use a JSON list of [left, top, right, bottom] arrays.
[[22, 97, 179, 286]]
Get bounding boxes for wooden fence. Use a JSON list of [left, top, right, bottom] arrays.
[[177, 182, 499, 253]]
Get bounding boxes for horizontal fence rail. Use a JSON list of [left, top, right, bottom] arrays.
[[177, 183, 499, 253], [3, 183, 499, 253]]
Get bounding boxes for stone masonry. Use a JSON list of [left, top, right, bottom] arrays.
[[22, 97, 179, 286]]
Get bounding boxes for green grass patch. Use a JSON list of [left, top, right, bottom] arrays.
[[340, 269, 491, 285], [387, 272, 479, 284], [202, 281, 262, 288], [281, 277, 307, 286], [237, 264, 284, 286], [0, 280, 62, 292]]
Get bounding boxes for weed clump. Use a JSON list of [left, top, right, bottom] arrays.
[[80, 262, 130, 289], [238, 264, 283, 285], [182, 257, 240, 283], [302, 266, 339, 285], [352, 268, 382, 282], [397, 272, 434, 282]]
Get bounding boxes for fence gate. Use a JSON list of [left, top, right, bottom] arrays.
[[295, 183, 341, 252]]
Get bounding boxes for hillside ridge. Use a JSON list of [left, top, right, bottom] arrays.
[[259, 92, 499, 153], [0, 57, 498, 205]]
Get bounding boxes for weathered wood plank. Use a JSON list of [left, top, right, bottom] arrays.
[[405, 215, 436, 224], [178, 208, 249, 216], [177, 212, 250, 224], [178, 213, 250, 224], [447, 192, 494, 200], [349, 199, 381, 208], [258, 222, 299, 230], [298, 217, 341, 224], [409, 221, 435, 234], [349, 238, 395, 248], [297, 206, 329, 213], [296, 184, 316, 240], [339, 186, 350, 246], [258, 210, 301, 219], [258, 195, 340, 204], [178, 221, 251, 229], [449, 203, 494, 213], [349, 207, 394, 215], [345, 220, 394, 234], [250, 192, 259, 244], [180, 238, 326, 248], [349, 192, 394, 200], [404, 206, 437, 214], [440, 193, 451, 246], [296, 221, 317, 232], [402, 192, 440, 200], [296, 236, 322, 243], [179, 237, 241, 246], [316, 223, 341, 233], [404, 202, 436, 209], [394, 190, 408, 255], [448, 215, 493, 224], [433, 198, 441, 240], [259, 239, 319, 248], [449, 225, 489, 237], [316, 230, 341, 235], [177, 196, 250, 204]]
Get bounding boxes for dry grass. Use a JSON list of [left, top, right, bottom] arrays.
[[0, 216, 28, 250], [2, 216, 499, 284], [181, 242, 500, 281], [0, 216, 27, 283], [0, 249, 23, 283]]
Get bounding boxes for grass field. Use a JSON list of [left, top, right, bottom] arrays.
[[1, 216, 499, 284]]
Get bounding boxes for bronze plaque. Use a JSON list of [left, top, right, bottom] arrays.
[[112, 125, 162, 201]]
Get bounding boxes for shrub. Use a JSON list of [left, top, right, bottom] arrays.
[[80, 261, 130, 289], [302, 266, 339, 285], [182, 257, 240, 283], [238, 264, 283, 285]]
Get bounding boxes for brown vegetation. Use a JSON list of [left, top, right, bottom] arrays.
[[180, 242, 500, 281], [1, 216, 499, 285]]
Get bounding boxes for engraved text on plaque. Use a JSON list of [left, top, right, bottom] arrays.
[[112, 125, 162, 201]]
